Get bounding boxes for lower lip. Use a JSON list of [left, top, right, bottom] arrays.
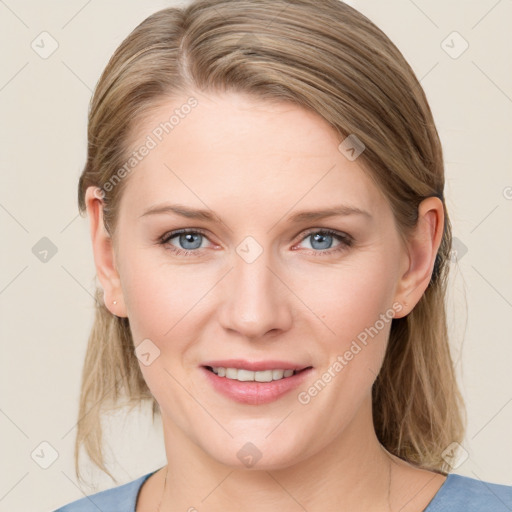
[[201, 367, 313, 405]]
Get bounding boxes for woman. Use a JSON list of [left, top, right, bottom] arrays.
[[54, 0, 512, 510]]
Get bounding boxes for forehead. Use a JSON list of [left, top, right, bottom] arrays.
[[119, 91, 387, 220]]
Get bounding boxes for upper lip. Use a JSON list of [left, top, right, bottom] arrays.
[[201, 359, 312, 372]]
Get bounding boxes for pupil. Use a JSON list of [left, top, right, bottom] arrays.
[[312, 232, 331, 250], [181, 233, 201, 249]]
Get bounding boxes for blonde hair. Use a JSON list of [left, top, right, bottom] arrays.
[[76, 0, 465, 481]]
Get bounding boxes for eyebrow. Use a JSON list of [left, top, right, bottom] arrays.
[[139, 203, 372, 223]]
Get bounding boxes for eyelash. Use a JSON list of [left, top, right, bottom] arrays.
[[158, 228, 353, 257]]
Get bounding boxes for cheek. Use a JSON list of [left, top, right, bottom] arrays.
[[122, 239, 399, 351], [120, 250, 206, 341], [293, 256, 398, 346], [119, 253, 210, 418], [118, 251, 217, 396], [289, 253, 399, 411], [291, 266, 395, 442]]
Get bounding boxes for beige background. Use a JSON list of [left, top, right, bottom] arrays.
[[1, 1, 511, 511]]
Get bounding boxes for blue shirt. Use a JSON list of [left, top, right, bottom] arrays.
[[53, 471, 512, 511]]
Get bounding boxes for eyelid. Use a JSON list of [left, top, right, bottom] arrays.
[[291, 228, 353, 255], [294, 227, 353, 244], [159, 227, 353, 255], [159, 227, 214, 246]]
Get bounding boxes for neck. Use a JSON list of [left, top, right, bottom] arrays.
[[157, 395, 394, 512]]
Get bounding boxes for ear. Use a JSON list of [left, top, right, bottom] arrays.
[[85, 186, 128, 318], [393, 196, 444, 319]]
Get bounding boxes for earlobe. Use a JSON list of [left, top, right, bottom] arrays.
[[85, 186, 128, 318], [393, 196, 444, 319]]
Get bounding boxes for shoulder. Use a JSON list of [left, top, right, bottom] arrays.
[[426, 473, 512, 512], [51, 471, 155, 512]]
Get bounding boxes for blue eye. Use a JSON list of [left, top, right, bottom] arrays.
[[159, 228, 352, 257], [160, 229, 209, 256], [174, 232, 203, 250], [297, 229, 353, 255]]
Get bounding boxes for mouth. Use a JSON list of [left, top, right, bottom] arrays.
[[203, 365, 311, 382], [200, 360, 313, 405]]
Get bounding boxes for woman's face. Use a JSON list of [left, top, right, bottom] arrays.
[[106, 91, 411, 469]]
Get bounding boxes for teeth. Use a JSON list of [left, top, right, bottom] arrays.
[[272, 369, 284, 380], [225, 367, 238, 379], [210, 367, 298, 382]]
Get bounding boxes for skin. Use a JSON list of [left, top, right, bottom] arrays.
[[86, 90, 446, 511]]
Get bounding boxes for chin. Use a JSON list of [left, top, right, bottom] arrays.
[[200, 434, 309, 471]]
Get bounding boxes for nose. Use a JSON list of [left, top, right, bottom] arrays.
[[217, 243, 293, 341]]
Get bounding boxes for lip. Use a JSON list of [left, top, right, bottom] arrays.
[[201, 359, 310, 372], [200, 362, 313, 405]]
